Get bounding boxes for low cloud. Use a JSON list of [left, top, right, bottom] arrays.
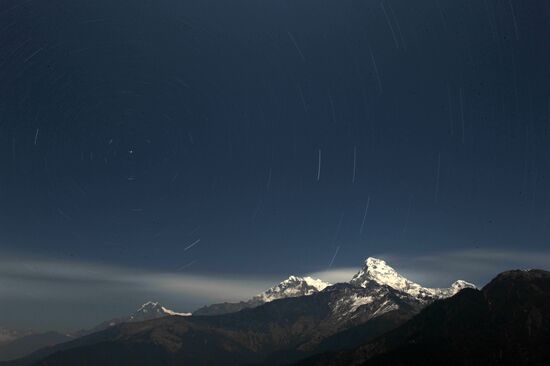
[[307, 268, 359, 284], [0, 254, 279, 330], [0, 256, 278, 302]]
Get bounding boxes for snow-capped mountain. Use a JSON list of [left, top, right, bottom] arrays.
[[194, 258, 475, 317], [193, 275, 330, 316], [319, 257, 475, 326], [350, 257, 476, 301], [129, 301, 191, 322], [255, 275, 330, 302]]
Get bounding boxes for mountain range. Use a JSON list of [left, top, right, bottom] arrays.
[[3, 258, 548, 366], [1, 257, 485, 366], [297, 269, 550, 366], [195, 258, 473, 316], [0, 273, 329, 362]]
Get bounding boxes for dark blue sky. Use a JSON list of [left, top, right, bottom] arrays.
[[1, 0, 549, 329]]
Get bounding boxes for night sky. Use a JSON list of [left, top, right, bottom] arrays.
[[1, 0, 549, 330]]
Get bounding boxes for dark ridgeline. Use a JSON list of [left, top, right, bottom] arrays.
[[192, 300, 263, 316], [1, 269, 548, 366]]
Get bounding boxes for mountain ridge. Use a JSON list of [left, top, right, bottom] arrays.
[[195, 257, 472, 316], [193, 275, 330, 316], [3, 256, 479, 366]]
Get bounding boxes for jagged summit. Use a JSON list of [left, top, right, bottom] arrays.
[[256, 275, 331, 302], [350, 257, 475, 301], [129, 301, 190, 322]]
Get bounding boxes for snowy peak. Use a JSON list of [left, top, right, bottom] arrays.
[[256, 275, 331, 303], [129, 301, 190, 322], [452, 279, 476, 289], [350, 257, 476, 301], [134, 301, 164, 314], [350, 257, 413, 291], [446, 279, 477, 296]]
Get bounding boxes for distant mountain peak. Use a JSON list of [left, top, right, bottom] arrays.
[[351, 257, 475, 301], [129, 301, 190, 321], [256, 275, 331, 303], [282, 275, 330, 290], [193, 275, 331, 316], [451, 279, 476, 290], [135, 301, 161, 312]]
